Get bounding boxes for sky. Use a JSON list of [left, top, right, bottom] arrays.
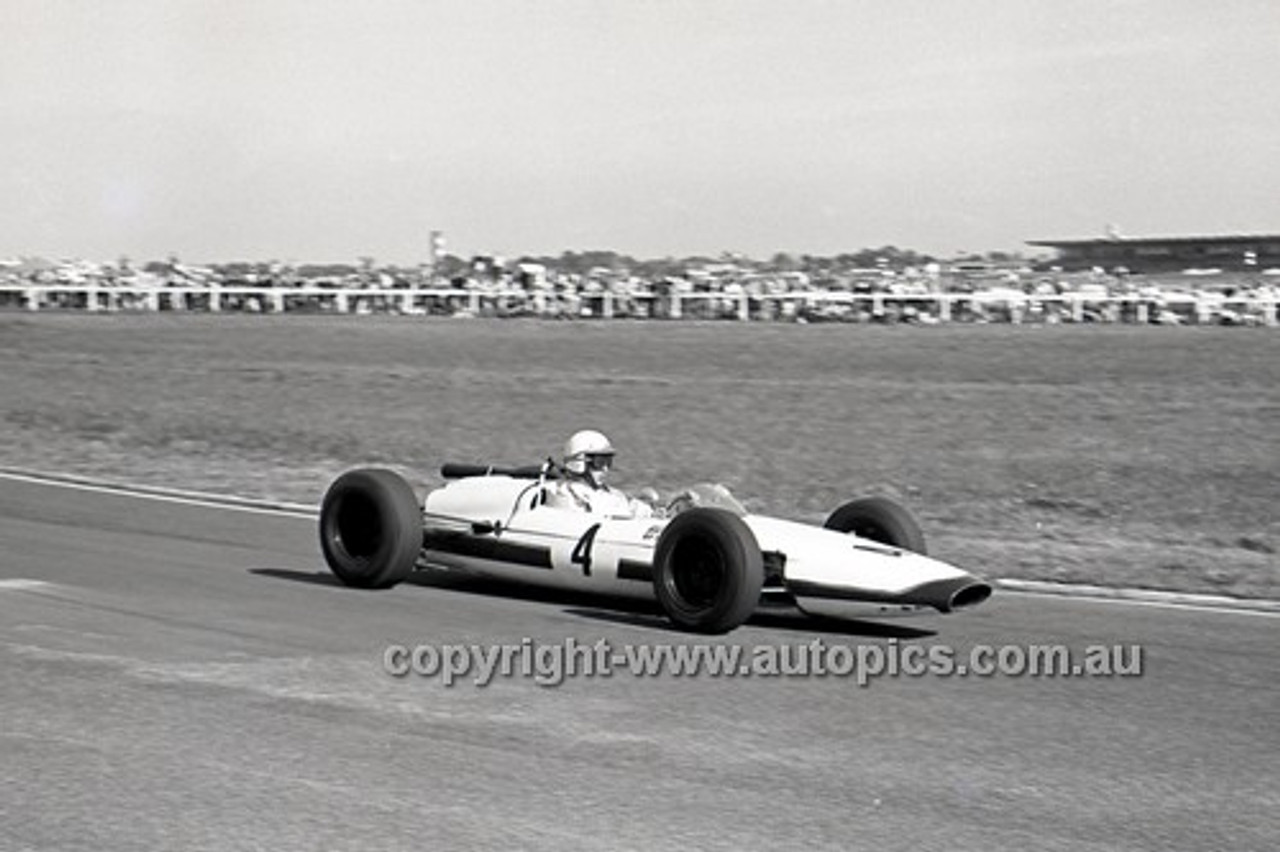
[[2, 0, 1278, 264]]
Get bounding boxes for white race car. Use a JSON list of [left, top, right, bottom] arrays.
[[318, 464, 992, 634]]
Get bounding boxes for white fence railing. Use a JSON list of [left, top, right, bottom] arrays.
[[1, 285, 1276, 326]]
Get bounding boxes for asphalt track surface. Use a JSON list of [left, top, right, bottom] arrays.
[[1, 475, 1276, 852]]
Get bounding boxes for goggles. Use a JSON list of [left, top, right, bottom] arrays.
[[584, 453, 614, 471]]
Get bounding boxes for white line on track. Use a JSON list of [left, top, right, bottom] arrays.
[[0, 579, 52, 591], [0, 469, 317, 520], [997, 588, 1280, 619], [3, 468, 1277, 618], [995, 577, 1280, 616]]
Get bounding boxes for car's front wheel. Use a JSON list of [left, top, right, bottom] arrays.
[[319, 468, 421, 588], [824, 496, 927, 554], [652, 508, 763, 634]]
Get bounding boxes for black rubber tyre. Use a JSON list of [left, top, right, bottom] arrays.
[[824, 496, 927, 554], [652, 508, 764, 634], [319, 468, 421, 589]]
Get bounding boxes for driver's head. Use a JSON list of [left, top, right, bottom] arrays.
[[563, 429, 615, 489]]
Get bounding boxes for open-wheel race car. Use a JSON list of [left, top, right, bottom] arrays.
[[318, 463, 992, 634]]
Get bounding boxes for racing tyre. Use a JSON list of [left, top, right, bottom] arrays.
[[824, 496, 927, 555], [652, 508, 764, 634], [319, 468, 421, 589]]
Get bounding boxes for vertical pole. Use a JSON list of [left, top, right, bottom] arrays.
[[1195, 298, 1209, 325]]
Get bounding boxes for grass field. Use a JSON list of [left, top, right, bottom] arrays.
[[2, 313, 1277, 598]]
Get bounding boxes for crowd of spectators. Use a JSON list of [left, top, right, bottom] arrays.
[[2, 254, 1278, 326]]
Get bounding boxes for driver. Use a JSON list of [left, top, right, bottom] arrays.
[[547, 429, 656, 518]]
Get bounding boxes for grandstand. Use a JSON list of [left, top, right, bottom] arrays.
[[1027, 232, 1280, 274]]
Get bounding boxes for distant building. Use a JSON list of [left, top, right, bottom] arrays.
[[1026, 232, 1280, 273]]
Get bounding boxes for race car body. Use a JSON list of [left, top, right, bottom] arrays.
[[319, 464, 991, 633]]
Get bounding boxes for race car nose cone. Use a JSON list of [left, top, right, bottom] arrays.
[[947, 580, 993, 612], [891, 575, 993, 613]]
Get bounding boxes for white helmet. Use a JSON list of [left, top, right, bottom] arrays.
[[563, 429, 615, 487]]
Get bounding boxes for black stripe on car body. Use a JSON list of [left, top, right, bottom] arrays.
[[616, 559, 652, 582], [422, 530, 553, 569]]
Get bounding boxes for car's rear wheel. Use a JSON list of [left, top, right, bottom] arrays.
[[319, 468, 421, 588], [824, 496, 927, 554], [652, 508, 763, 634]]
